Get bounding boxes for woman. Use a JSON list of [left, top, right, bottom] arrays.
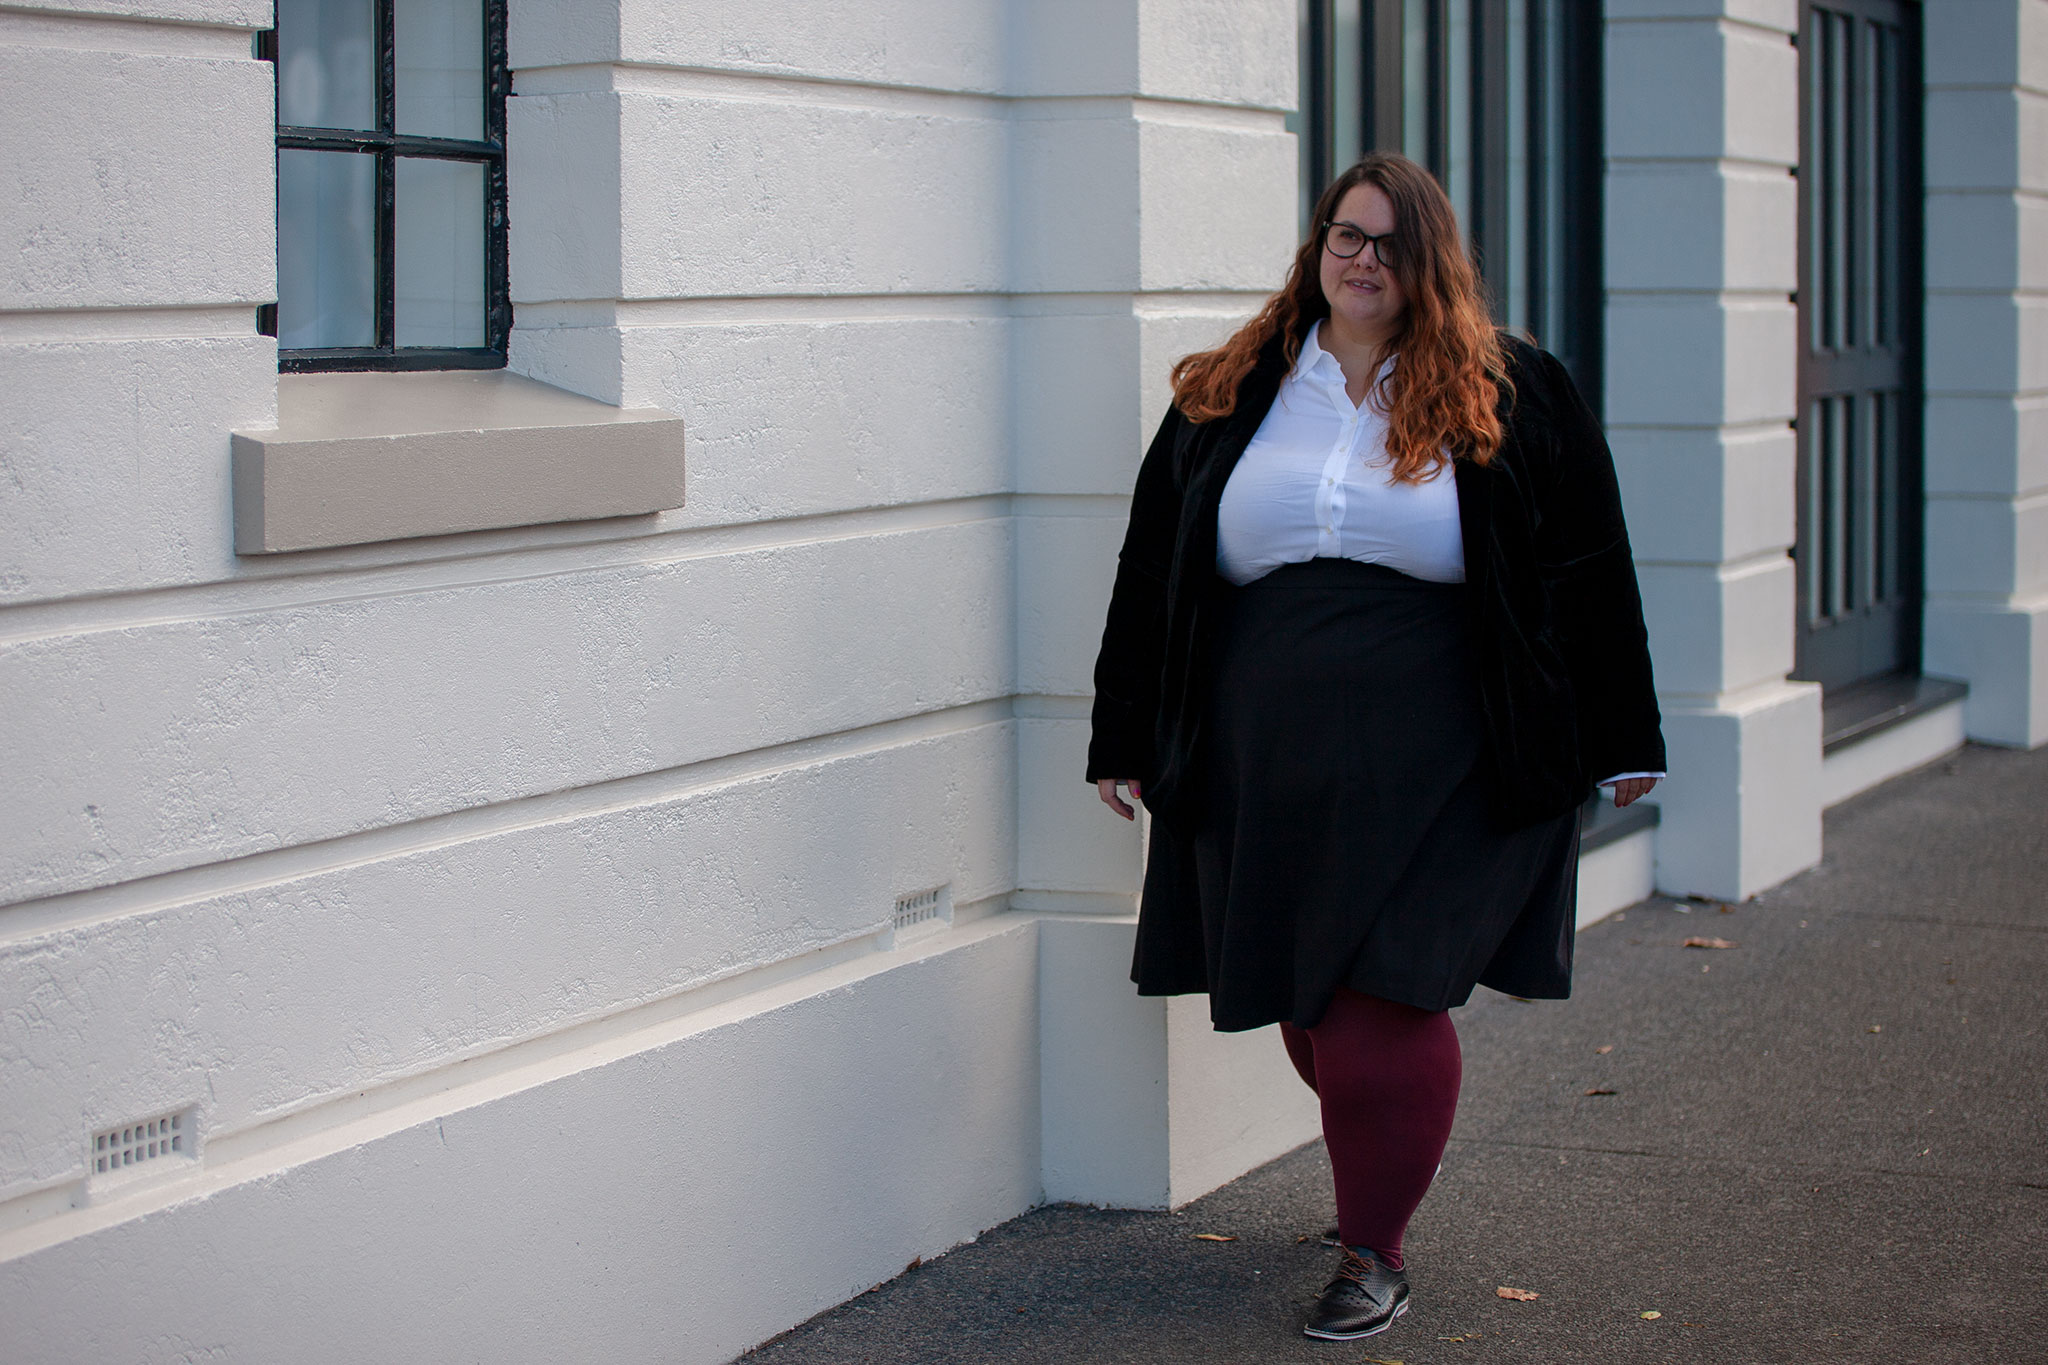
[[1086, 153, 1665, 1342]]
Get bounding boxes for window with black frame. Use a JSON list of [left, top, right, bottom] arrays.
[[258, 0, 509, 372], [1291, 0, 1604, 407]]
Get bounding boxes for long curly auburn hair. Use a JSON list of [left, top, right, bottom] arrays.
[[1169, 153, 1509, 481]]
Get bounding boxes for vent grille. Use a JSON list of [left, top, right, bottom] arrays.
[[93, 1111, 189, 1175], [893, 888, 944, 931]]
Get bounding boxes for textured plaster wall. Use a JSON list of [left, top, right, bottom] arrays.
[[0, 0, 1308, 1358], [1, 923, 1046, 1365], [1923, 0, 2048, 747]]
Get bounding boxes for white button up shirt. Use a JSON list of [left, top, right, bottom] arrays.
[[1215, 321, 1465, 588]]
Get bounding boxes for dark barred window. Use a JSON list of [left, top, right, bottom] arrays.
[[258, 0, 510, 371], [1290, 0, 1605, 407]]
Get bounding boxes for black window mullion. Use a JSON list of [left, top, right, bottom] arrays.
[[1559, 0, 1601, 411], [375, 0, 396, 353], [1367, 0, 1405, 152], [484, 0, 511, 354], [1306, 0, 1333, 209]]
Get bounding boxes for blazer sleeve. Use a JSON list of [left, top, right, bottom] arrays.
[[1529, 350, 1668, 783], [1085, 406, 1186, 785]]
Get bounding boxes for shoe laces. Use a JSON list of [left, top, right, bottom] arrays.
[[1334, 1248, 1379, 1284]]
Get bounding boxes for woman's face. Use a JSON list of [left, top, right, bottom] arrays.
[[1318, 181, 1407, 341]]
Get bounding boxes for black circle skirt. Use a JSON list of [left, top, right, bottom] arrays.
[[1133, 557, 1581, 1031]]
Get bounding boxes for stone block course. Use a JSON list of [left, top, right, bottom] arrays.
[[3, 0, 271, 25], [0, 46, 272, 309], [0, 720, 1013, 1196], [1636, 555, 1798, 699], [1136, 118, 1296, 292], [1925, 293, 2048, 395], [615, 315, 1010, 523], [1610, 425, 1795, 565], [0, 519, 1012, 901], [0, 337, 274, 603]]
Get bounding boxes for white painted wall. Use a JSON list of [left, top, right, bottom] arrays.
[[0, 919, 1046, 1365], [0, 1, 1314, 1359], [1923, 0, 2048, 748], [1604, 0, 1823, 899]]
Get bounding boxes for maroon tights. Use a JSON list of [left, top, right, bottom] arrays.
[[1278, 989, 1462, 1269]]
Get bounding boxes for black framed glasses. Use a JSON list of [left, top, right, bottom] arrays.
[[1322, 221, 1402, 270]]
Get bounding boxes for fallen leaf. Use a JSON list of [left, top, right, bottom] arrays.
[[1359, 1357, 1405, 1365], [1683, 936, 1738, 949], [1584, 1087, 1618, 1096], [1496, 1286, 1539, 1301], [1640, 1310, 1662, 1320], [1867, 1025, 1882, 1034], [904, 1256, 921, 1274], [1595, 1045, 1614, 1055], [1191, 1233, 1236, 1242], [1295, 1234, 1311, 1244]]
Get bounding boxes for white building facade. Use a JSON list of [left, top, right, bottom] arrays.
[[0, 2, 2039, 1361]]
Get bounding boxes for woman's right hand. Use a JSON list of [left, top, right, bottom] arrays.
[[1097, 778, 1144, 821]]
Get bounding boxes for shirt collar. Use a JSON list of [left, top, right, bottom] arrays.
[[1294, 320, 1395, 392], [1293, 321, 1344, 385]]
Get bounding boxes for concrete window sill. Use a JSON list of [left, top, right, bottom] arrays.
[[231, 370, 685, 554]]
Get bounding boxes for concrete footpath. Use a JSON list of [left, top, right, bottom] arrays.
[[745, 743, 2047, 1364]]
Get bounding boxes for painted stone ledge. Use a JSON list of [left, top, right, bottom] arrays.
[[231, 370, 685, 553]]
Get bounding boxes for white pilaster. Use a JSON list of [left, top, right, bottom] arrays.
[[1604, 1, 1822, 899], [1007, 0, 1295, 917], [1923, 0, 2048, 748], [1009, 0, 1315, 1208]]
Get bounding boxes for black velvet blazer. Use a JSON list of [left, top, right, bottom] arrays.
[[1085, 331, 1666, 831]]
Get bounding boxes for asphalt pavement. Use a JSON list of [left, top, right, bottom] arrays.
[[744, 741, 2048, 1364]]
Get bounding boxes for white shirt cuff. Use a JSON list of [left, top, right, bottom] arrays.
[[1597, 771, 1666, 786]]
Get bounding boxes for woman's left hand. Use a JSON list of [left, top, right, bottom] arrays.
[[1607, 776, 1658, 808]]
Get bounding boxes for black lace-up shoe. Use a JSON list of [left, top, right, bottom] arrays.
[[1302, 1247, 1410, 1341]]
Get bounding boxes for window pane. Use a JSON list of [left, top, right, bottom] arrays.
[[1443, 0, 1473, 229], [1402, 0, 1431, 164], [1332, 0, 1365, 173], [276, 0, 376, 132], [395, 157, 486, 348], [1503, 0, 1530, 330], [397, 0, 484, 141], [277, 149, 376, 349]]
